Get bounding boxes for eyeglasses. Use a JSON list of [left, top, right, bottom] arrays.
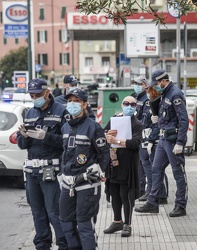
[[122, 101, 137, 107]]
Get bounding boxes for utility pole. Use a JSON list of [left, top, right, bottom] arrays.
[[27, 0, 32, 80]]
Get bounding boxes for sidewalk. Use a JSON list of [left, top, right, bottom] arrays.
[[22, 154, 197, 250]]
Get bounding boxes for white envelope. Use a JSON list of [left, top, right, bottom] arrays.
[[110, 116, 132, 148]]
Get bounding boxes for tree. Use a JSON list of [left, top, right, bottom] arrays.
[[0, 46, 28, 86], [76, 0, 197, 25]]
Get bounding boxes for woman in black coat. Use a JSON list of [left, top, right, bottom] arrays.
[[103, 96, 143, 237]]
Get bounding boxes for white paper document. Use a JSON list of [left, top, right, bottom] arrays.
[[110, 116, 132, 148]]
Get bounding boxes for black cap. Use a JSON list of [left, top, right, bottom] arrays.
[[65, 88, 88, 102], [148, 69, 169, 87], [28, 78, 48, 93], [63, 75, 78, 85]]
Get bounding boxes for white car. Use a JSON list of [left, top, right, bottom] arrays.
[[0, 103, 28, 188]]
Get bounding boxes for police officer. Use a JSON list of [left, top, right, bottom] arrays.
[[135, 69, 189, 217], [17, 78, 69, 250], [133, 76, 168, 203], [55, 74, 95, 120], [59, 88, 110, 250]]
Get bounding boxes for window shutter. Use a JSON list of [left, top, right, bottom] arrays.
[[45, 31, 47, 42], [60, 53, 62, 65], [38, 54, 41, 64], [61, 6, 66, 19], [45, 54, 48, 65], [39, 8, 44, 20], [37, 31, 40, 43], [15, 38, 19, 44], [3, 38, 7, 44], [67, 53, 70, 65], [59, 30, 61, 42]]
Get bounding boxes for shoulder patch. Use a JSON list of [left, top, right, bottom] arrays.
[[173, 98, 182, 106], [145, 101, 150, 106], [96, 137, 107, 147], [64, 113, 71, 121]]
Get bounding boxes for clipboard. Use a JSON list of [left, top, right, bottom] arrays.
[[149, 96, 161, 115], [110, 116, 132, 148]]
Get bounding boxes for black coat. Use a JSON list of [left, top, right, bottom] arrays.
[[104, 115, 143, 205]]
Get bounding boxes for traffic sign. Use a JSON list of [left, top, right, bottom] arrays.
[[35, 64, 42, 73]]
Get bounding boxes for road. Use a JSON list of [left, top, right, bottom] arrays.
[[0, 177, 33, 250]]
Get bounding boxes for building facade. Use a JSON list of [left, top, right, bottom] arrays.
[[0, 0, 197, 88]]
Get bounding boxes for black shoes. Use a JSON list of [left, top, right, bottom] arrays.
[[169, 205, 186, 217], [139, 192, 149, 201], [159, 198, 168, 205], [134, 202, 159, 213], [104, 221, 123, 234], [121, 224, 131, 237]]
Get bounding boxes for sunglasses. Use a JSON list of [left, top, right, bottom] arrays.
[[122, 101, 137, 107]]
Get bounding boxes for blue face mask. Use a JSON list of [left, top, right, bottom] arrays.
[[66, 102, 82, 117], [134, 84, 143, 95], [147, 93, 150, 99], [154, 84, 163, 93], [123, 106, 136, 116], [33, 96, 46, 108]]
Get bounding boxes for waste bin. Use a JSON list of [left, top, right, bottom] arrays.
[[185, 98, 196, 156], [96, 87, 135, 128]]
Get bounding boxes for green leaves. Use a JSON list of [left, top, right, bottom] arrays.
[[76, 0, 197, 25]]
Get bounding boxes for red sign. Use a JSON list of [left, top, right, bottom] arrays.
[[73, 15, 108, 25]]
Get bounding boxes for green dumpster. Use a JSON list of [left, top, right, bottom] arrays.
[[96, 87, 135, 128]]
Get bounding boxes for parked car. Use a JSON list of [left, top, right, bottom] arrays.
[[1, 87, 17, 102], [12, 88, 33, 108], [0, 103, 28, 188]]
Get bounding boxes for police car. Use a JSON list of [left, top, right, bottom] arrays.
[[0, 103, 28, 188]]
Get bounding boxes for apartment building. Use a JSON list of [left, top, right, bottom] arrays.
[[0, 0, 197, 88]]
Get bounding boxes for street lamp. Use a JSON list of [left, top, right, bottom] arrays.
[[27, 0, 32, 80]]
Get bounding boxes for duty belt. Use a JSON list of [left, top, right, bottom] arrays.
[[141, 142, 149, 148], [62, 182, 101, 192], [160, 129, 165, 137], [25, 159, 59, 168]]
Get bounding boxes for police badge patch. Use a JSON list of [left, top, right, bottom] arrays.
[[77, 154, 87, 164], [173, 99, 182, 105], [96, 137, 107, 147]]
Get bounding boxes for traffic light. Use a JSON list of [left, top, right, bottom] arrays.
[[106, 73, 111, 82], [5, 79, 9, 85], [38, 71, 42, 78]]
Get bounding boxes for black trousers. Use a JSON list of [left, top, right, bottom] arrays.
[[109, 182, 134, 225]]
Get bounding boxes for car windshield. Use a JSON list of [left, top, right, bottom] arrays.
[[0, 111, 17, 131], [3, 88, 16, 93]]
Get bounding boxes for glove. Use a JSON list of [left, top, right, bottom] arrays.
[[151, 115, 158, 124], [75, 168, 100, 185], [173, 144, 183, 154], [18, 124, 28, 138], [26, 128, 46, 140], [147, 143, 153, 155]]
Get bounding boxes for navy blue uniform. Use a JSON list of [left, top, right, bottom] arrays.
[[59, 115, 110, 250], [55, 94, 96, 120], [136, 91, 167, 198], [148, 82, 188, 208], [17, 96, 70, 250]]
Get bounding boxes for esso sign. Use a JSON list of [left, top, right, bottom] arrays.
[[6, 4, 28, 22], [73, 15, 108, 25]]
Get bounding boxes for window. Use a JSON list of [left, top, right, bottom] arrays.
[[15, 38, 19, 44], [85, 57, 93, 67], [61, 6, 66, 19], [37, 31, 47, 43], [59, 29, 68, 43], [38, 54, 48, 66], [60, 53, 70, 65], [39, 8, 45, 20], [102, 57, 110, 66], [166, 64, 172, 73], [0, 12, 2, 23], [3, 38, 7, 45]]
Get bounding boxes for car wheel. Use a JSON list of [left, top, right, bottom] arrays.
[[16, 176, 25, 189]]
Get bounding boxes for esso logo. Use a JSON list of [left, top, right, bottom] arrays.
[[6, 4, 28, 22], [73, 15, 108, 25]]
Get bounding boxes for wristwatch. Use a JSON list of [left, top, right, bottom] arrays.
[[117, 140, 121, 144]]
